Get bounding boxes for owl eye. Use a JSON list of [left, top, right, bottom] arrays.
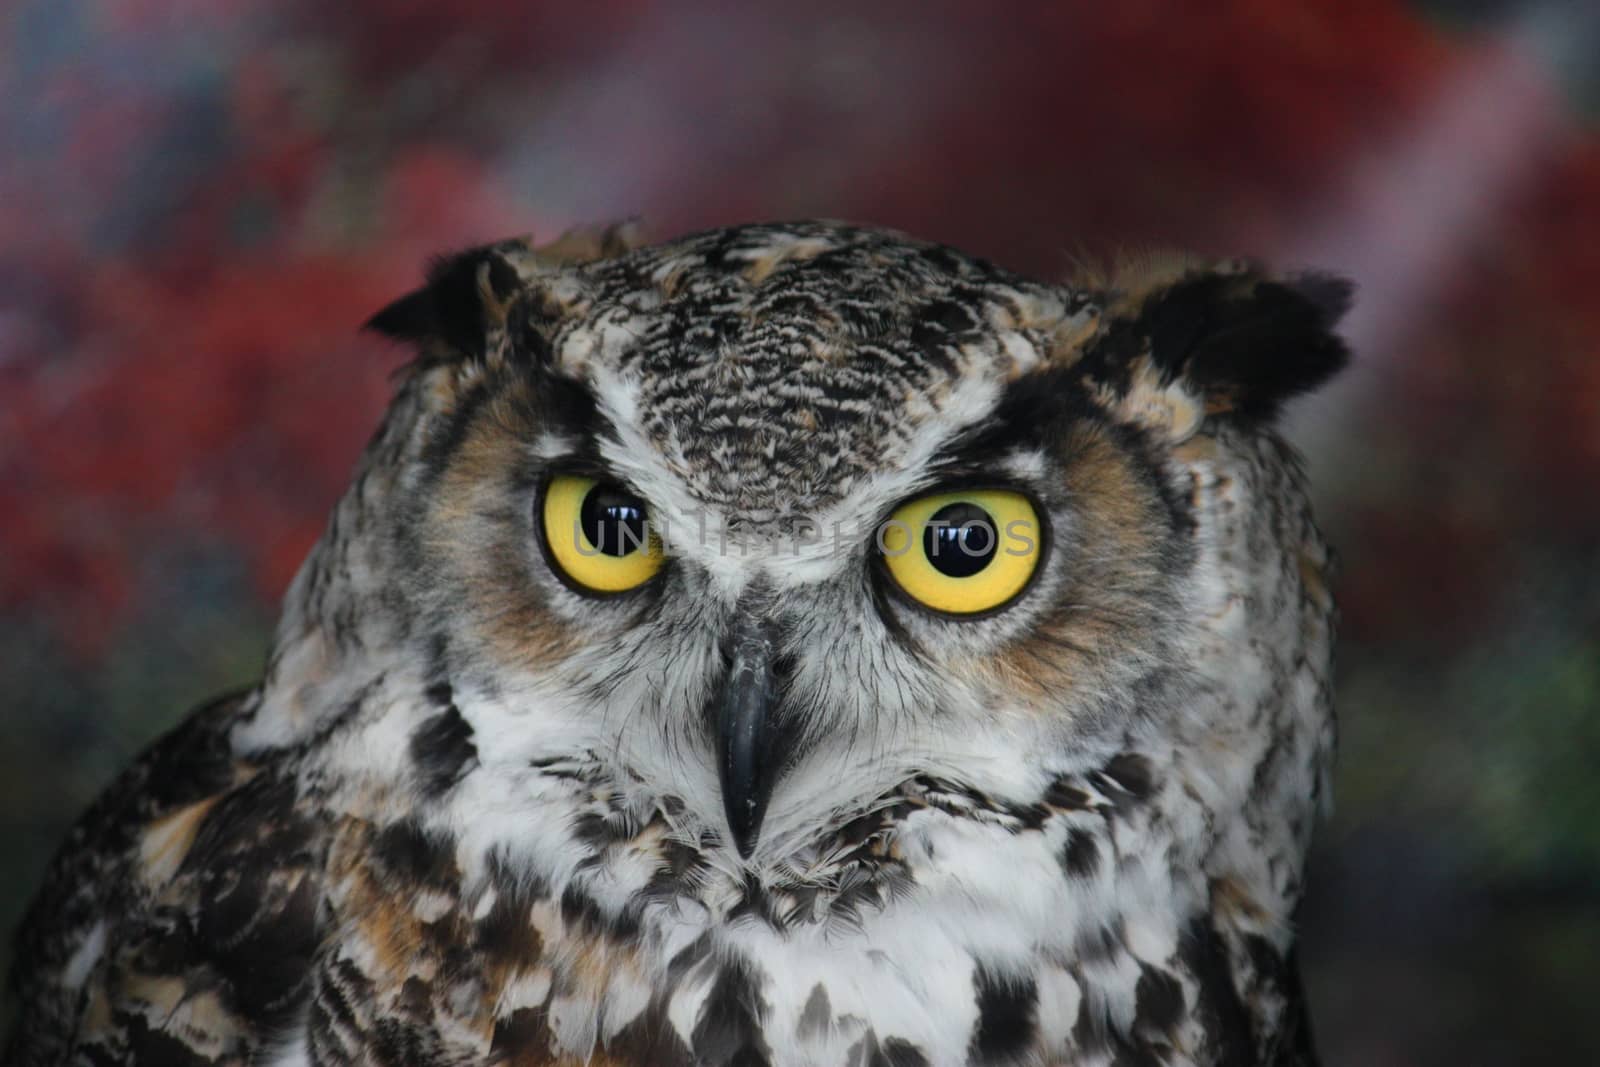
[[878, 489, 1042, 616], [540, 474, 664, 593]]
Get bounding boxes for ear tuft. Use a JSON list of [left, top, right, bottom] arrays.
[[364, 245, 523, 361], [1136, 268, 1353, 424]]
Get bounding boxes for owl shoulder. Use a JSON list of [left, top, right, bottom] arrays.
[[5, 688, 328, 1065]]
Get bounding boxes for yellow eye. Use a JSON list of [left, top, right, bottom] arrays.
[[540, 475, 664, 594], [878, 489, 1043, 615]]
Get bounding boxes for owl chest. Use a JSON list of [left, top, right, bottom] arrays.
[[303, 795, 1219, 1067]]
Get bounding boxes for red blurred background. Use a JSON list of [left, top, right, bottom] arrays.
[[3, 2, 1597, 1062]]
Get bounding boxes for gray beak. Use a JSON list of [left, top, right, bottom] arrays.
[[714, 612, 781, 858]]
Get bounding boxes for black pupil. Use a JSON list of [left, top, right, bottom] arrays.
[[923, 502, 997, 578], [580, 485, 649, 557]]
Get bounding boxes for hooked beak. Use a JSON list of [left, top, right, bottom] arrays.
[[715, 613, 781, 858]]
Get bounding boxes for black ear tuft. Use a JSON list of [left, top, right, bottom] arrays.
[[1142, 270, 1353, 423], [1286, 271, 1355, 324], [365, 245, 522, 361]]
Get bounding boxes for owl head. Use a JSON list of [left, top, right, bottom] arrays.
[[240, 222, 1347, 896]]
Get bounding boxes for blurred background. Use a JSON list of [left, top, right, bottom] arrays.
[[2, 1, 1597, 1062]]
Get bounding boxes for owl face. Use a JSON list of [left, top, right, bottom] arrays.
[[264, 222, 1345, 875]]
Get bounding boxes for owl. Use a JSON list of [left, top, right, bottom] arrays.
[[4, 221, 1349, 1067]]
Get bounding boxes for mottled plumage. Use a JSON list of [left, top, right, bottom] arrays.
[[5, 221, 1349, 1067]]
